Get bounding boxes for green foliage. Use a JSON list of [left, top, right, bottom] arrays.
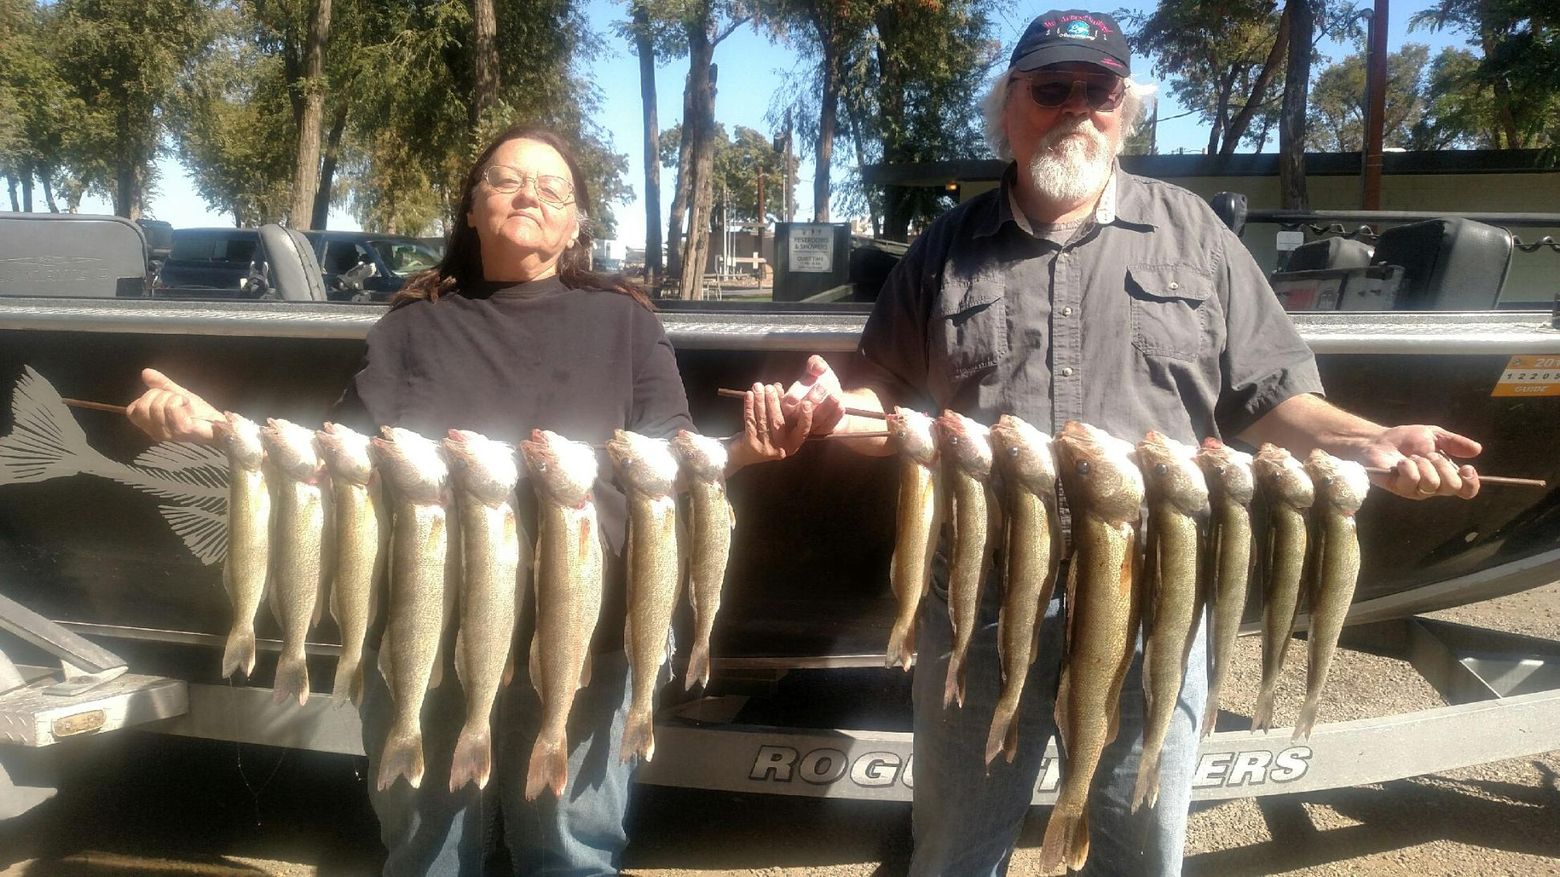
[[661, 122, 797, 223], [1411, 0, 1557, 150], [1306, 43, 1429, 152]]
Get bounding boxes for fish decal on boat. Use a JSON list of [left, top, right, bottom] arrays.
[[0, 366, 229, 564]]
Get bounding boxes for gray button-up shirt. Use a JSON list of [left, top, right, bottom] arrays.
[[857, 163, 1324, 450]]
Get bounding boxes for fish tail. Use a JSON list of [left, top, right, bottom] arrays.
[[942, 653, 965, 709], [885, 621, 915, 671], [0, 367, 95, 485], [221, 624, 256, 679], [272, 651, 310, 707], [1293, 696, 1321, 742], [376, 724, 426, 791], [1038, 805, 1088, 874], [524, 735, 569, 801], [984, 707, 1014, 767], [620, 710, 656, 764], [331, 653, 362, 707], [1132, 750, 1161, 813], [1251, 685, 1277, 732], [684, 640, 711, 692], [1202, 679, 1223, 739], [448, 725, 492, 792]]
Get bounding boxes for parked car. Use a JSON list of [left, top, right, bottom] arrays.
[[304, 230, 441, 302]]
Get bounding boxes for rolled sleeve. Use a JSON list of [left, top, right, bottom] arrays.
[[854, 236, 935, 412], [1214, 226, 1325, 437]]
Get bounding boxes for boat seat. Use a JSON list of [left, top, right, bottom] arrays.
[[258, 224, 328, 302], [1371, 217, 1512, 311], [1284, 237, 1374, 272], [0, 212, 149, 298]]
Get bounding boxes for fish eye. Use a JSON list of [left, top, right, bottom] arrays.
[[1075, 460, 1091, 477], [948, 435, 960, 446], [1214, 465, 1226, 475], [1318, 474, 1333, 486], [1155, 463, 1169, 477], [536, 461, 548, 473], [1008, 446, 1020, 458]]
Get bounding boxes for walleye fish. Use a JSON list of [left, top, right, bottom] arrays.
[[259, 418, 328, 708], [1294, 450, 1369, 741], [316, 422, 385, 707], [984, 415, 1058, 765], [521, 429, 604, 800], [1132, 431, 1209, 812], [885, 408, 942, 672], [937, 411, 997, 709], [608, 430, 682, 763], [1039, 421, 1144, 875], [1251, 444, 1314, 732], [444, 429, 522, 790], [670, 430, 733, 691], [215, 413, 269, 679], [1196, 438, 1255, 738], [371, 427, 450, 791]]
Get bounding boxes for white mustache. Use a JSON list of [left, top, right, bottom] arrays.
[[1039, 117, 1107, 155]]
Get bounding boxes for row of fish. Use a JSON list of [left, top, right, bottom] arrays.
[[883, 411, 1369, 874], [214, 415, 733, 799]]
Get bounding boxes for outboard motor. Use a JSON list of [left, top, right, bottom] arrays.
[[1370, 217, 1512, 310]]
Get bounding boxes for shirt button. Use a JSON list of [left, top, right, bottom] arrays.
[[1061, 367, 1075, 377], [1062, 306, 1073, 316]]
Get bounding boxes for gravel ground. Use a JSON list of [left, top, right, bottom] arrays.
[[3, 584, 1558, 877]]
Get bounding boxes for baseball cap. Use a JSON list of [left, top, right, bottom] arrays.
[[1010, 10, 1131, 76]]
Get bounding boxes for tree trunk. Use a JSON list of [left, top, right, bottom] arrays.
[[1278, 0, 1312, 210], [814, 33, 840, 223], [42, 174, 58, 213], [5, 174, 18, 212], [678, 48, 718, 301], [20, 165, 33, 213], [287, 0, 332, 229], [312, 103, 348, 229], [1479, 29, 1523, 148], [1208, 73, 1232, 156], [470, 0, 499, 129], [632, 2, 662, 289], [666, 63, 699, 282], [1221, 9, 1290, 157], [876, 5, 912, 241], [114, 161, 139, 219]]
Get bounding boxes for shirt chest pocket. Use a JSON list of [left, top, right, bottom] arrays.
[[1126, 264, 1213, 362], [932, 274, 1009, 382]]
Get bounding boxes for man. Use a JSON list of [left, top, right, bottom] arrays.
[[767, 9, 1483, 876]]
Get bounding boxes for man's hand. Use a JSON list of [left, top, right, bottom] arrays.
[[781, 355, 845, 436], [726, 383, 813, 473], [1357, 424, 1481, 501], [125, 369, 222, 444]]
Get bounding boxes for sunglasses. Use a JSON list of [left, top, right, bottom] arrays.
[[481, 165, 575, 207], [1024, 72, 1126, 111]]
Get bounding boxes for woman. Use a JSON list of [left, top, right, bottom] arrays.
[[127, 125, 812, 875]]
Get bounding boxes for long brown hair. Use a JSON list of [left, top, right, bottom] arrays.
[[394, 126, 652, 310]]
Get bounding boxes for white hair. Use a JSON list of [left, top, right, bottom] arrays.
[[981, 69, 1156, 161]]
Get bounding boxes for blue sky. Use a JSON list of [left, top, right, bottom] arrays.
[[90, 0, 1466, 246]]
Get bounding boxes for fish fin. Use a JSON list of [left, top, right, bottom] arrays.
[[1054, 668, 1071, 754], [524, 736, 568, 801], [502, 651, 516, 687], [1067, 808, 1091, 872], [428, 652, 444, 690], [273, 651, 309, 707], [0, 366, 95, 486], [1251, 687, 1276, 732], [449, 725, 492, 792], [529, 632, 542, 697], [331, 653, 361, 708], [221, 624, 256, 679], [1131, 749, 1161, 814], [984, 708, 1013, 767], [454, 627, 468, 688], [685, 639, 710, 691], [885, 622, 914, 672], [942, 653, 964, 709], [1038, 806, 1085, 875], [1293, 696, 1321, 742], [158, 503, 228, 566], [621, 711, 655, 764], [579, 652, 592, 690], [1202, 698, 1219, 740], [1003, 715, 1020, 763], [376, 724, 426, 791], [726, 497, 736, 531]]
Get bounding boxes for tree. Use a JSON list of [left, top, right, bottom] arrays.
[[1278, 0, 1313, 209], [1411, 1, 1557, 150], [286, 0, 332, 228], [54, 0, 210, 218], [1307, 43, 1430, 152], [624, 1, 667, 286], [0, 0, 82, 212]]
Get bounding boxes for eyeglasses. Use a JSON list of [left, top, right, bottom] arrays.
[[1024, 72, 1125, 111], [481, 165, 575, 207]]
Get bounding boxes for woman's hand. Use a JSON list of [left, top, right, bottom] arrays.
[[1357, 424, 1482, 500], [781, 355, 844, 436], [726, 383, 813, 473], [125, 369, 222, 444]]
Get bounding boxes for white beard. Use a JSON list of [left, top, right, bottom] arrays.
[[1025, 117, 1115, 205]]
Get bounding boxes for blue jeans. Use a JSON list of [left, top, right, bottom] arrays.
[[361, 647, 637, 877], [909, 568, 1207, 877]]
